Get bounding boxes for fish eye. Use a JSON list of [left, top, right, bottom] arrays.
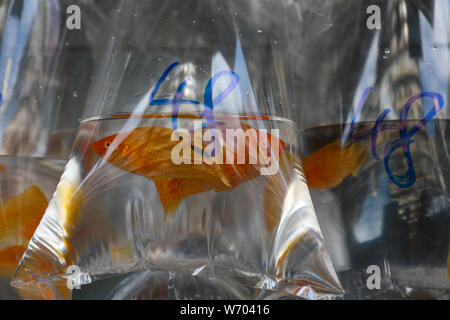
[[104, 141, 112, 149]]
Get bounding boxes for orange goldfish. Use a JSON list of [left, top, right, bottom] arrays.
[[301, 140, 368, 189], [92, 123, 286, 217], [0, 185, 70, 300], [92, 126, 230, 186]]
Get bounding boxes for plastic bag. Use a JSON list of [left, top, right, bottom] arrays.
[[0, 0, 98, 299], [291, 0, 450, 298], [13, 0, 342, 299], [107, 270, 309, 300], [0, 157, 67, 299]]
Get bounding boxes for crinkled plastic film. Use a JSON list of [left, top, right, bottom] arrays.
[[108, 270, 310, 300], [290, 0, 450, 298], [12, 0, 343, 299], [0, 0, 100, 299]]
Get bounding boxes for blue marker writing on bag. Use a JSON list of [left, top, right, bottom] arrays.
[[149, 62, 240, 130], [349, 87, 445, 188], [202, 70, 239, 128], [149, 62, 200, 130]]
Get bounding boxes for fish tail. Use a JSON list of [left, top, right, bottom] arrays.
[[16, 280, 71, 300], [0, 245, 69, 300], [0, 186, 48, 250], [18, 186, 48, 239], [350, 142, 369, 176], [350, 143, 369, 177], [0, 245, 26, 278]]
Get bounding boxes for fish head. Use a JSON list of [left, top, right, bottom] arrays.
[[91, 134, 119, 159]]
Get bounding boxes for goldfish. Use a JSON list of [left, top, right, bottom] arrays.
[[92, 123, 286, 217], [0, 185, 70, 299], [92, 126, 230, 186], [301, 140, 368, 189]]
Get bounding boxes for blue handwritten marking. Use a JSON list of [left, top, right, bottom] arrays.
[[149, 63, 243, 159], [202, 70, 239, 128], [149, 63, 240, 132], [149, 62, 200, 130], [172, 81, 189, 130], [350, 88, 445, 188]]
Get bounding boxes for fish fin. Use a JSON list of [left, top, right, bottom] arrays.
[[0, 245, 25, 278], [217, 173, 232, 189], [350, 143, 368, 177], [302, 140, 369, 189], [153, 178, 182, 220], [0, 245, 70, 300], [0, 186, 48, 249], [16, 279, 71, 300], [154, 177, 217, 221], [19, 186, 48, 239]]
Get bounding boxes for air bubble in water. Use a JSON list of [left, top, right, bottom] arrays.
[[384, 48, 390, 54], [257, 28, 263, 33], [72, 91, 78, 98]]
